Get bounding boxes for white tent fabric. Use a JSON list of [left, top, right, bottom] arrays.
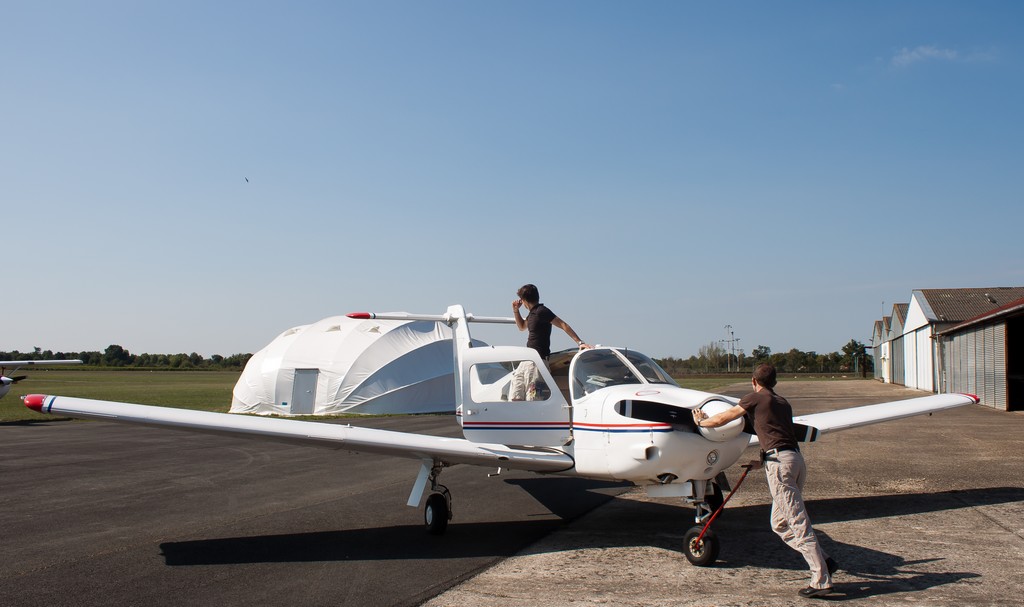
[[230, 316, 466, 416]]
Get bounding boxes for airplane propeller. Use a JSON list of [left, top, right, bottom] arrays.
[[0, 359, 83, 399], [1, 374, 28, 386]]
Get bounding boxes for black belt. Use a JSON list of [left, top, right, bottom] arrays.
[[761, 447, 799, 460]]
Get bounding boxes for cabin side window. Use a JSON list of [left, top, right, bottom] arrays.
[[469, 361, 551, 403]]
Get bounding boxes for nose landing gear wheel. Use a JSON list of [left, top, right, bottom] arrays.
[[683, 525, 719, 566], [424, 492, 450, 535]]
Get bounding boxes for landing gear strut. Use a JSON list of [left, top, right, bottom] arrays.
[[682, 465, 754, 566], [423, 464, 452, 535]]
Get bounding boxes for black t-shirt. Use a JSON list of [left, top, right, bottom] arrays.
[[526, 303, 557, 358], [738, 389, 799, 452]]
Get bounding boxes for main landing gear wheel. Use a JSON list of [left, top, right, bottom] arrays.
[[683, 525, 719, 566], [424, 493, 450, 535]]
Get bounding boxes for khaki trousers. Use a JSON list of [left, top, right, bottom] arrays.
[[764, 449, 832, 589], [509, 360, 541, 401]]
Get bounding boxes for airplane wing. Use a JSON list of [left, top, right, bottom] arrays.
[[747, 392, 979, 446], [22, 394, 574, 473], [0, 360, 83, 367]]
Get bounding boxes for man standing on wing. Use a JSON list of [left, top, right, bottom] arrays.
[[509, 284, 588, 400], [692, 363, 837, 598]]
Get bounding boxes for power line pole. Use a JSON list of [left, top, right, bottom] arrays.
[[721, 325, 739, 373]]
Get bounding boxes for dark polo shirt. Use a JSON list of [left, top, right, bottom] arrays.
[[526, 303, 557, 358], [738, 389, 799, 452]]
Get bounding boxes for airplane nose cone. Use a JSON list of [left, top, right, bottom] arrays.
[[23, 394, 46, 412]]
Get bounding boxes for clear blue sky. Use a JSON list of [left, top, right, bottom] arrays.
[[4, 1, 1022, 359]]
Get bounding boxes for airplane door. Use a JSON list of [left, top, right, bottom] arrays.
[[459, 346, 571, 447], [290, 369, 318, 415]]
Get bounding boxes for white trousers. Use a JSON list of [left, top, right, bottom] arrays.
[[509, 360, 541, 401], [764, 450, 832, 589]]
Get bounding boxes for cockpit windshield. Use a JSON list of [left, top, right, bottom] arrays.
[[621, 349, 678, 385], [571, 348, 678, 398]]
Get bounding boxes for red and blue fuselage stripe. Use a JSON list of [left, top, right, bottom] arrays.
[[573, 422, 673, 433], [462, 421, 673, 433]]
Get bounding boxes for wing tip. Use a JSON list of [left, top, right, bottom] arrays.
[[23, 394, 47, 412], [961, 393, 980, 404]]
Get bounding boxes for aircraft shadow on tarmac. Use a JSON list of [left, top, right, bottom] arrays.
[[161, 477, 629, 566], [160, 483, 1019, 598]]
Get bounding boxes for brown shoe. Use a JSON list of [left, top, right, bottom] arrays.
[[798, 586, 833, 598]]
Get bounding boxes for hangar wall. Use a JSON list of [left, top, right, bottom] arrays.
[[1007, 317, 1024, 410], [871, 288, 1024, 412]]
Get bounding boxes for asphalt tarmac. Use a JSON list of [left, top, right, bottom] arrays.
[[3, 381, 1021, 607], [0, 413, 627, 607], [424, 380, 1024, 607]]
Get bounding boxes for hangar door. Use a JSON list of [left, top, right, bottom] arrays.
[[290, 369, 319, 415], [944, 324, 1008, 411], [891, 336, 905, 386]]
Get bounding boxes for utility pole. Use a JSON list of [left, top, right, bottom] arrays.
[[721, 325, 739, 373]]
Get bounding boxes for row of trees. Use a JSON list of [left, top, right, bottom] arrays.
[[655, 339, 872, 376], [5, 339, 871, 376], [0, 346, 252, 370]]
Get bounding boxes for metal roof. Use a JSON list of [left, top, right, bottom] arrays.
[[914, 287, 1024, 323], [872, 320, 884, 343], [937, 295, 1024, 335], [893, 303, 909, 324]]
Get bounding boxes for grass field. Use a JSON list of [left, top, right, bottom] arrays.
[[1, 369, 240, 423], [1, 368, 861, 423]]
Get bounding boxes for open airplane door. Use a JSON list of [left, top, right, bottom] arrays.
[[459, 345, 572, 447]]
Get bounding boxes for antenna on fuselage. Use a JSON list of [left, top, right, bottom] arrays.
[[346, 310, 516, 325]]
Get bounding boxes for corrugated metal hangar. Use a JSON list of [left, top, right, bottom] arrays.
[[871, 287, 1024, 411]]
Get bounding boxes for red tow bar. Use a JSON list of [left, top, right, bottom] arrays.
[[695, 463, 754, 544]]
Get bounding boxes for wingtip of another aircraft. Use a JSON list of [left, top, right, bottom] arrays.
[[961, 393, 980, 404]]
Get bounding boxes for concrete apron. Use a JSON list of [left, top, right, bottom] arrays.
[[424, 379, 1024, 607]]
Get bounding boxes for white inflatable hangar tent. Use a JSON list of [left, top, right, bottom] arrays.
[[231, 315, 478, 416]]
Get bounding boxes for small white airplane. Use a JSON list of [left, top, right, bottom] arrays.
[[1, 359, 83, 400], [22, 306, 977, 565]]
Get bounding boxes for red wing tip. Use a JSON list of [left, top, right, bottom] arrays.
[[347, 312, 373, 319], [23, 394, 47, 412], [962, 393, 980, 404]]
